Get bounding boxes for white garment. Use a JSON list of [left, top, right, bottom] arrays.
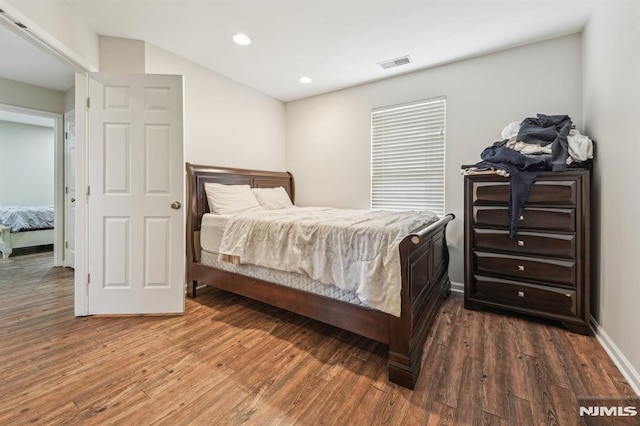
[[567, 129, 594, 162], [505, 137, 552, 155], [501, 121, 521, 140]]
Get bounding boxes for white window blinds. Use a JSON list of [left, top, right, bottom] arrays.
[[371, 97, 446, 217]]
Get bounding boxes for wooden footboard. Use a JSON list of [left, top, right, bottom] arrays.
[[185, 162, 455, 389], [389, 213, 454, 389]]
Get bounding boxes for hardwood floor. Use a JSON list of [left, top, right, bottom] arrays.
[[0, 252, 637, 425]]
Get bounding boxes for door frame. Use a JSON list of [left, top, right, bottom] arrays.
[[74, 73, 90, 315], [0, 103, 64, 266], [63, 110, 76, 268]]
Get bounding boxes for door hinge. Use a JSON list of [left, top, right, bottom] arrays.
[[87, 273, 91, 284], [86, 97, 91, 108], [65, 131, 68, 140], [65, 186, 68, 194], [65, 241, 68, 249], [87, 186, 91, 196]]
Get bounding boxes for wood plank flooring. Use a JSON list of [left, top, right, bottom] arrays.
[[0, 252, 637, 425]]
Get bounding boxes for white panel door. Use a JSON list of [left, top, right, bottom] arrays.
[[64, 111, 76, 268], [88, 73, 185, 314]]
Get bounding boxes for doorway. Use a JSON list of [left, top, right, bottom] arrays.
[[0, 104, 65, 265], [0, 10, 79, 268]]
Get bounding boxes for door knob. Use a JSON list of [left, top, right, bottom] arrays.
[[71, 198, 76, 203], [171, 201, 182, 210]]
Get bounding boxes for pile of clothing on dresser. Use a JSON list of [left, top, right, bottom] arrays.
[[462, 113, 593, 176], [461, 114, 594, 237]]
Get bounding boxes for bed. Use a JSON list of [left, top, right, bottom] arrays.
[[186, 163, 455, 389], [0, 206, 55, 258]]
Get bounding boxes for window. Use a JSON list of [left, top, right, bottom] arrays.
[[371, 97, 446, 217]]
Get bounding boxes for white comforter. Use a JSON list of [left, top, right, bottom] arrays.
[[218, 207, 439, 316]]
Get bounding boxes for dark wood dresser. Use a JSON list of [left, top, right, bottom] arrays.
[[464, 170, 591, 335]]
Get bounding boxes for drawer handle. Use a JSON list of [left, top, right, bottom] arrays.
[[517, 240, 525, 247], [518, 265, 525, 271], [518, 291, 525, 297], [519, 215, 524, 221]]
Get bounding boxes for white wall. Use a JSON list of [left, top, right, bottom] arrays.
[[63, 86, 75, 113], [583, 0, 640, 393], [0, 77, 64, 113], [0, 120, 55, 205], [285, 34, 584, 284], [145, 43, 286, 171], [99, 36, 146, 73]]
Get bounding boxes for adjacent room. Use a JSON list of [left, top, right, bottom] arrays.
[[0, 114, 55, 258], [0, 0, 638, 424]]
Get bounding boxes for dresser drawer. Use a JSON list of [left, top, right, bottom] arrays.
[[473, 206, 575, 232], [473, 229, 575, 258], [474, 251, 575, 286], [470, 275, 577, 317], [473, 180, 578, 205]]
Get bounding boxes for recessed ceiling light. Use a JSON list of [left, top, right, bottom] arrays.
[[299, 76, 312, 84], [233, 33, 251, 46]]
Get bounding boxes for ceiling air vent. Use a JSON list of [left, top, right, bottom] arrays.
[[378, 55, 412, 70]]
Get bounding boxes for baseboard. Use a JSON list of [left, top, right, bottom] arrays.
[[450, 281, 464, 293], [590, 315, 640, 396]]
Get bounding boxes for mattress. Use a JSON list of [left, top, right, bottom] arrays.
[[199, 212, 367, 308], [200, 213, 230, 253], [200, 249, 368, 308], [217, 206, 439, 316]]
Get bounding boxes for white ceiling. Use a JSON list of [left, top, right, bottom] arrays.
[[0, 22, 75, 91], [1, 0, 596, 102]]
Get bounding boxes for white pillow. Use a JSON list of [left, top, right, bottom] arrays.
[[204, 183, 262, 214], [252, 187, 294, 210]]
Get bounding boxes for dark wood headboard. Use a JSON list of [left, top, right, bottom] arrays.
[[185, 162, 294, 262]]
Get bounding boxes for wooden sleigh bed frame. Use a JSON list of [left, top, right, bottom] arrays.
[[186, 163, 455, 389]]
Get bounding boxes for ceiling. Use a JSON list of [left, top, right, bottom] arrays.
[[1, 0, 596, 102], [0, 22, 75, 92]]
